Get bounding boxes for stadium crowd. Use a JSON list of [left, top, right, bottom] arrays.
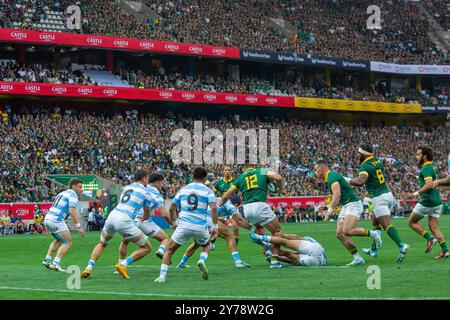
[[424, 0, 450, 31], [0, 61, 94, 85], [0, 0, 448, 64], [2, 61, 449, 104], [0, 106, 448, 204]]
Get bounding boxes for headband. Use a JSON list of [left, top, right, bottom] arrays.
[[358, 147, 373, 156]]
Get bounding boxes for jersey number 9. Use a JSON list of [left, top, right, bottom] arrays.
[[187, 194, 199, 211]]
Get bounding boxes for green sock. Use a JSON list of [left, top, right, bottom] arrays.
[[421, 230, 434, 241], [386, 225, 404, 248], [439, 240, 448, 252], [370, 225, 381, 250]]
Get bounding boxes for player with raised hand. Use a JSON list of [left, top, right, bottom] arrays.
[[348, 145, 410, 263], [154, 167, 219, 283], [81, 170, 153, 279], [314, 159, 382, 266], [42, 178, 85, 272], [218, 165, 288, 268], [405, 146, 449, 259]]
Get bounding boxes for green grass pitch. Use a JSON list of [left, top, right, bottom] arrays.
[[1, 216, 449, 300]]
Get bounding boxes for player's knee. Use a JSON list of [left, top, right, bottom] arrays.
[[336, 230, 345, 240]]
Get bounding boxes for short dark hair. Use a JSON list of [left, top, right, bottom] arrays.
[[315, 159, 328, 167], [134, 169, 148, 182], [193, 166, 208, 180], [69, 178, 83, 188], [149, 172, 164, 183], [360, 144, 373, 154], [418, 146, 433, 161]]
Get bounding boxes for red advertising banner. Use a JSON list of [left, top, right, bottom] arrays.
[[268, 197, 327, 207], [0, 203, 52, 221], [0, 28, 240, 59], [0, 82, 295, 107]]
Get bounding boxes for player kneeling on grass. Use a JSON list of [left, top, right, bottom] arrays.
[[154, 167, 219, 283], [177, 196, 251, 269], [42, 178, 85, 272], [81, 170, 153, 279], [314, 159, 382, 266], [117, 173, 176, 271], [250, 232, 327, 266]]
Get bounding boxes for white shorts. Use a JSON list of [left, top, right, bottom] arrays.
[[372, 192, 394, 218], [239, 202, 276, 227], [338, 201, 363, 222], [44, 218, 69, 234], [413, 203, 442, 218], [171, 225, 210, 246], [298, 238, 327, 266], [102, 211, 142, 240], [137, 220, 162, 237]]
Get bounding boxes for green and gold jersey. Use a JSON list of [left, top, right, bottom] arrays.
[[214, 177, 235, 196], [419, 161, 441, 207], [232, 168, 269, 204], [325, 171, 360, 206], [359, 156, 390, 198]]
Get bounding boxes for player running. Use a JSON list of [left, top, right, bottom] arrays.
[[250, 232, 327, 266], [177, 196, 251, 269], [314, 159, 382, 266], [405, 146, 449, 259], [218, 165, 289, 268], [213, 166, 241, 247], [348, 145, 410, 263], [154, 167, 219, 283], [117, 173, 176, 267], [81, 170, 153, 279], [42, 178, 85, 272]]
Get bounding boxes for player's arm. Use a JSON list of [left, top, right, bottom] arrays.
[[209, 201, 219, 240], [218, 185, 238, 206], [349, 172, 368, 187], [406, 176, 434, 199], [142, 205, 151, 222], [158, 205, 175, 228], [267, 170, 284, 192], [231, 213, 251, 230], [330, 182, 341, 208], [433, 175, 450, 188], [69, 206, 85, 236], [169, 202, 179, 225]]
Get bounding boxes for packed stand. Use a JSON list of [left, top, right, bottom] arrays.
[[0, 61, 95, 85], [424, 0, 450, 31], [0, 106, 448, 204], [1, 0, 448, 64]]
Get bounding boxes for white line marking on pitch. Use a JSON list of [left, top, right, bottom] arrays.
[[0, 286, 448, 300]]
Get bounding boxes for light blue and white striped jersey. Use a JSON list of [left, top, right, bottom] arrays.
[[46, 189, 79, 222], [172, 182, 216, 231], [135, 185, 165, 222], [208, 200, 236, 220], [112, 182, 153, 220]]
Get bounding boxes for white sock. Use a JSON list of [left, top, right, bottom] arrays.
[[160, 264, 169, 278], [53, 257, 61, 266], [353, 252, 362, 260]]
